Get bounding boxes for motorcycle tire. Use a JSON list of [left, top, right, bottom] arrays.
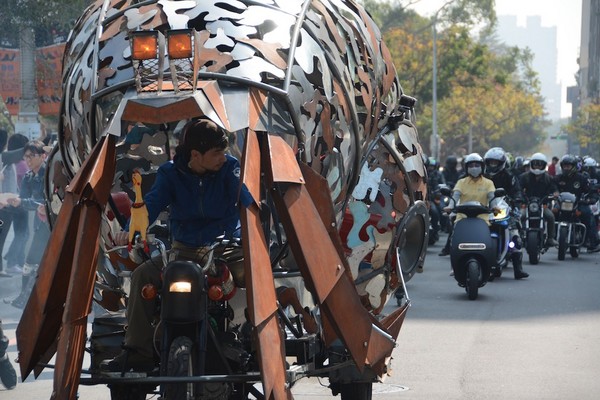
[[340, 382, 373, 400], [165, 336, 195, 400], [465, 260, 480, 301], [570, 246, 579, 258], [526, 231, 541, 265], [558, 226, 568, 261]]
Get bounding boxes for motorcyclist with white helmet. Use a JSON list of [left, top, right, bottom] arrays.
[[518, 152, 559, 247], [582, 157, 599, 184], [555, 154, 600, 252], [484, 147, 528, 279], [439, 153, 496, 257]]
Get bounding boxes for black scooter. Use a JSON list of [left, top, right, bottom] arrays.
[[442, 188, 505, 300]]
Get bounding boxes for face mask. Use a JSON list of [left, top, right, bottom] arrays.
[[468, 166, 482, 177], [530, 168, 545, 176]]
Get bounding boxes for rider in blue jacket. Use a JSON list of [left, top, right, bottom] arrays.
[[102, 118, 252, 372], [144, 150, 250, 247]]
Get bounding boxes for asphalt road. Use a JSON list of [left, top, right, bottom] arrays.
[[1, 232, 599, 399]]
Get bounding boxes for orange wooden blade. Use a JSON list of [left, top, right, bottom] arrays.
[[16, 193, 81, 379], [240, 129, 292, 399], [263, 137, 396, 371], [51, 204, 108, 399], [16, 135, 116, 384]]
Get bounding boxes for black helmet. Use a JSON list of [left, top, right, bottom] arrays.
[[445, 155, 458, 169], [513, 156, 524, 172], [484, 147, 506, 176], [560, 154, 577, 176]]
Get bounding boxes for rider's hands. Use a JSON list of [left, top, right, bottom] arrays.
[[113, 230, 130, 246], [443, 206, 452, 213]]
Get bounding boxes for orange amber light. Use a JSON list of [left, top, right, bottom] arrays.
[[141, 284, 158, 300], [131, 33, 158, 60], [208, 285, 224, 301], [167, 30, 193, 59]]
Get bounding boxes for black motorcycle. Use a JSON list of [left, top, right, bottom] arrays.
[[522, 196, 552, 264], [554, 192, 586, 260], [92, 237, 284, 400]]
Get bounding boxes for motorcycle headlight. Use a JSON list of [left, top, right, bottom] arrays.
[[528, 202, 540, 213], [560, 202, 574, 211], [169, 281, 192, 293]]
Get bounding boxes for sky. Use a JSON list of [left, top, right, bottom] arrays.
[[407, 0, 583, 118]]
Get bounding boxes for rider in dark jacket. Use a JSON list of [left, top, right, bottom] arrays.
[[426, 157, 446, 240], [442, 155, 460, 189], [518, 153, 558, 246], [555, 155, 600, 252], [484, 147, 528, 279]]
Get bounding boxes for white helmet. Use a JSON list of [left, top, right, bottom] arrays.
[[583, 157, 597, 168], [464, 153, 484, 178], [529, 152, 547, 175], [464, 152, 484, 166]]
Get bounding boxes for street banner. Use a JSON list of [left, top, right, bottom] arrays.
[[0, 48, 21, 116]]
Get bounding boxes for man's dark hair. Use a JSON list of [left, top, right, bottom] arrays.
[[177, 118, 228, 159], [23, 140, 46, 155], [7, 133, 28, 151]]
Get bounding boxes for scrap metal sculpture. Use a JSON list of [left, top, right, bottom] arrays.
[[17, 0, 429, 399]]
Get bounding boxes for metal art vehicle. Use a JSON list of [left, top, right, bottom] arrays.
[[16, 1, 429, 399]]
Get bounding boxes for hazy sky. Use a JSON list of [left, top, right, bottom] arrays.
[[407, 0, 583, 117]]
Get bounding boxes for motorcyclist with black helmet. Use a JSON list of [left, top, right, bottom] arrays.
[[556, 155, 600, 252], [442, 155, 460, 189], [426, 157, 446, 242], [511, 156, 525, 176], [518, 153, 559, 247], [484, 147, 528, 279]]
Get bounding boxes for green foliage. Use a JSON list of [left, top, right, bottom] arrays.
[[564, 102, 600, 148], [364, 0, 547, 159], [0, 0, 91, 47]]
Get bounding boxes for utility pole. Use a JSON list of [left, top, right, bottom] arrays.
[[16, 25, 40, 140], [431, 16, 439, 161]]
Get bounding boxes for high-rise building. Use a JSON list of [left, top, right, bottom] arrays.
[[570, 0, 600, 154], [496, 15, 562, 120]]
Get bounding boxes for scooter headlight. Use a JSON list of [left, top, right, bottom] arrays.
[[169, 281, 192, 293], [560, 202, 574, 211]]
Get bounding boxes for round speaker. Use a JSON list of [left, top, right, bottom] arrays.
[[389, 200, 429, 282]]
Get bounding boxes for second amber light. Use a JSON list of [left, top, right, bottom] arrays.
[[167, 30, 193, 59]]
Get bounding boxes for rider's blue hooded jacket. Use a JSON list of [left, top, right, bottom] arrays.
[[142, 153, 253, 247]]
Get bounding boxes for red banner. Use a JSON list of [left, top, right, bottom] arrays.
[[36, 43, 65, 116], [0, 43, 66, 117], [0, 48, 21, 116]]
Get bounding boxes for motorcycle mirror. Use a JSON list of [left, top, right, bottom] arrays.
[[439, 187, 452, 197]]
